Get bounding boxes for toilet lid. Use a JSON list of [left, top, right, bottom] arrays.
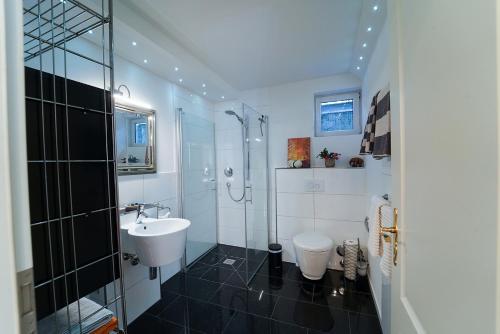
[[293, 232, 333, 252]]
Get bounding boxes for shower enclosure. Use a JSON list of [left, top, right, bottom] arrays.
[[178, 103, 270, 284]]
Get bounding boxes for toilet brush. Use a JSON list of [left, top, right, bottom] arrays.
[[343, 240, 358, 280]]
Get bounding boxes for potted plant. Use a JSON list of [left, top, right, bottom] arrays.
[[317, 148, 341, 167]]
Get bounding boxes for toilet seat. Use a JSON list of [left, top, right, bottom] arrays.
[[293, 232, 333, 252]]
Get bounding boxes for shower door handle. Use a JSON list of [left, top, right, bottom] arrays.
[[245, 185, 253, 204]]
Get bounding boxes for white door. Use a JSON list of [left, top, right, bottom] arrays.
[[389, 0, 500, 333]]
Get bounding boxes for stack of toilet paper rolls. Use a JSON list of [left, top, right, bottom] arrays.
[[343, 239, 358, 280]]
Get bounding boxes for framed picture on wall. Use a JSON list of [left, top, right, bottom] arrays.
[[287, 137, 311, 168]]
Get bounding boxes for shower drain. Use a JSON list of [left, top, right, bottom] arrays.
[[223, 258, 237, 266]]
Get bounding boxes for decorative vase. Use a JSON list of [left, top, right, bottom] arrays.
[[324, 158, 336, 168]]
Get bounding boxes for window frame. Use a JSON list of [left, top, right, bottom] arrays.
[[314, 91, 361, 137]]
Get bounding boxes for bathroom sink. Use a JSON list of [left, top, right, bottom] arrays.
[[128, 218, 191, 267]]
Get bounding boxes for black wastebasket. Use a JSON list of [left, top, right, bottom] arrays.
[[268, 243, 282, 270]]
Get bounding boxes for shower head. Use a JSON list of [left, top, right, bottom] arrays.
[[225, 110, 244, 125]]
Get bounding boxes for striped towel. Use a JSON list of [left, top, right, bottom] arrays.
[[360, 92, 379, 155], [360, 87, 391, 159], [373, 87, 391, 159]]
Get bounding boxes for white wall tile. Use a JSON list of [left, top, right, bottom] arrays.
[[314, 194, 367, 221], [118, 175, 144, 206], [218, 226, 246, 247], [218, 207, 245, 230], [276, 169, 314, 193], [143, 172, 177, 203], [276, 215, 315, 240], [276, 193, 314, 218], [124, 277, 161, 323], [313, 168, 366, 195]]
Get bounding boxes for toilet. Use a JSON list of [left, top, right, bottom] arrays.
[[293, 232, 333, 280]]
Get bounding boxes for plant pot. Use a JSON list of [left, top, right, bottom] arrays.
[[324, 158, 336, 168]]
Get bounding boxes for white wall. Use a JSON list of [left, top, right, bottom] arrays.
[[360, 18, 391, 326], [26, 37, 214, 324]]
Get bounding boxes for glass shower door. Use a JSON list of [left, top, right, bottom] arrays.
[[243, 104, 269, 281], [178, 109, 218, 266]]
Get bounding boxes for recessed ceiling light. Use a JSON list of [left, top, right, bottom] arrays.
[[367, 27, 372, 32], [221, 96, 225, 99], [132, 41, 137, 46], [174, 67, 179, 72], [88, 30, 93, 34], [362, 43, 367, 48], [373, 5, 379, 11], [202, 83, 206, 88], [178, 78, 183, 83], [143, 59, 148, 64], [359, 56, 364, 60], [356, 66, 361, 70], [203, 91, 207, 96]]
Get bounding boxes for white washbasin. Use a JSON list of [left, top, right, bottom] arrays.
[[128, 218, 191, 267]]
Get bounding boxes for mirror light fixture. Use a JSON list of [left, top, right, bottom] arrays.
[[114, 84, 152, 109]]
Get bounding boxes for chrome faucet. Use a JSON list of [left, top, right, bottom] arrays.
[[135, 204, 150, 224], [134, 203, 171, 224]]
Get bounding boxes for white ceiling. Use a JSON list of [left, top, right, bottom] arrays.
[[112, 0, 386, 101], [121, 0, 365, 91]]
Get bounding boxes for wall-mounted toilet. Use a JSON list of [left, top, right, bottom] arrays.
[[293, 232, 333, 280]]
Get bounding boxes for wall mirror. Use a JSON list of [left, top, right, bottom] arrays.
[[116, 103, 156, 175]]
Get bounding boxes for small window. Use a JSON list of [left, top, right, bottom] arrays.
[[135, 122, 147, 145], [315, 91, 361, 136]]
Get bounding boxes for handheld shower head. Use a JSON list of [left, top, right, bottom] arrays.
[[225, 110, 244, 125]]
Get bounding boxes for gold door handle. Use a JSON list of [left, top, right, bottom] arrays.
[[381, 208, 398, 266]]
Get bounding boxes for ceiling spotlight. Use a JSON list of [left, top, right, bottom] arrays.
[[203, 91, 207, 96], [88, 30, 93, 34], [143, 59, 148, 64], [178, 78, 183, 83], [359, 56, 364, 60], [132, 41, 137, 46], [202, 83, 206, 88], [221, 96, 225, 99], [367, 26, 372, 32], [356, 66, 361, 70], [373, 5, 379, 11], [174, 67, 179, 71], [362, 43, 367, 48]]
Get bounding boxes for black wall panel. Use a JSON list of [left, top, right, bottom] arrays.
[[25, 67, 119, 320]]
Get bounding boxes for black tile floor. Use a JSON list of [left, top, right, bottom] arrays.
[[128, 244, 382, 334]]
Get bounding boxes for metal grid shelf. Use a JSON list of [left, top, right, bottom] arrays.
[[23, 0, 110, 62], [23, 0, 128, 332]]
